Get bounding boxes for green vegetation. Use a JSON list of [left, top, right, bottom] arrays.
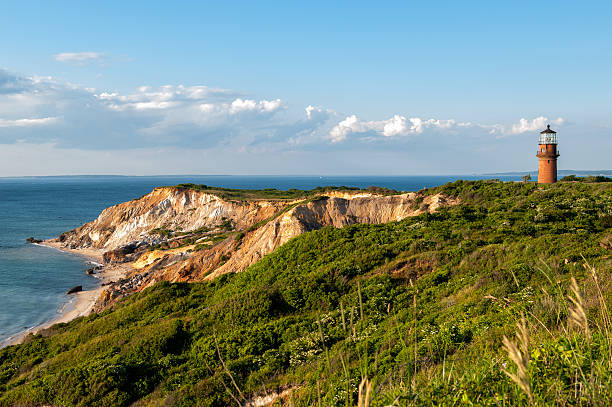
[[561, 174, 612, 183], [170, 184, 400, 201], [1, 181, 612, 406], [175, 226, 211, 237], [150, 227, 173, 238], [149, 224, 234, 252]]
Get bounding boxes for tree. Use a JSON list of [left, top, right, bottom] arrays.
[[522, 174, 532, 183]]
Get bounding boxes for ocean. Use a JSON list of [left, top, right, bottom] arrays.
[[0, 174, 523, 345]]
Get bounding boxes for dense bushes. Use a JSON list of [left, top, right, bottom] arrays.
[[561, 174, 612, 183], [1, 180, 611, 406]]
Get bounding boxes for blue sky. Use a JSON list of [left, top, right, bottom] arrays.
[[0, 1, 611, 175]]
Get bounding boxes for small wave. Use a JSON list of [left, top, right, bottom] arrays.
[[57, 295, 78, 314], [32, 242, 58, 250]]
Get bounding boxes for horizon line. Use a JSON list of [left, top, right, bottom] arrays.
[[1, 169, 612, 179]]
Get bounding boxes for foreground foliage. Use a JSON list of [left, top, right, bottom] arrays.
[[1, 180, 612, 406]]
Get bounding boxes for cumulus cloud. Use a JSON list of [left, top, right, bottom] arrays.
[[328, 112, 567, 142], [53, 52, 105, 65], [329, 115, 360, 142], [382, 115, 408, 137], [229, 98, 282, 114], [508, 116, 565, 135], [329, 114, 461, 142], [95, 85, 237, 112], [305, 105, 332, 121], [481, 116, 565, 137]]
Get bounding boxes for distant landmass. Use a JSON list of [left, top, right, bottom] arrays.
[[483, 169, 612, 177]]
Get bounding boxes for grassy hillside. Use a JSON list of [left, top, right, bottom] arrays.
[[1, 180, 612, 406]]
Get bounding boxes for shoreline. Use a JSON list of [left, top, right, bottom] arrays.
[[40, 240, 105, 263], [3, 241, 130, 348]]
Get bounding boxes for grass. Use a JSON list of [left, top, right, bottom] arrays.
[[494, 262, 612, 405], [0, 180, 611, 406]]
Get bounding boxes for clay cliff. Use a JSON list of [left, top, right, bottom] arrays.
[[55, 187, 287, 251], [47, 187, 458, 310]]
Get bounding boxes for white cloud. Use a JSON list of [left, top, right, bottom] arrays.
[[329, 112, 567, 142], [260, 99, 282, 112], [329, 115, 460, 142], [329, 115, 361, 142], [481, 116, 565, 137], [305, 105, 319, 119], [382, 115, 408, 137], [229, 98, 282, 114], [96, 86, 263, 116], [53, 52, 104, 65], [229, 98, 257, 113], [508, 116, 565, 135], [305, 105, 334, 122], [94, 86, 283, 117], [0, 117, 57, 128]]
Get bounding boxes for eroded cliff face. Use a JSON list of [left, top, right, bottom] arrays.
[[49, 187, 458, 311], [54, 187, 288, 250]]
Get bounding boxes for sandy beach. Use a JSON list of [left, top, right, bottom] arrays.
[[5, 241, 130, 347], [41, 240, 106, 263]]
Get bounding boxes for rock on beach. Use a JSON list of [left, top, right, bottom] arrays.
[[66, 285, 83, 294]]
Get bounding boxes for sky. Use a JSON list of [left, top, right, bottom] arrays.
[[1, 1, 611, 176]]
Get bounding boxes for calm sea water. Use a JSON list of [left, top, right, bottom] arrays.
[[0, 174, 522, 344]]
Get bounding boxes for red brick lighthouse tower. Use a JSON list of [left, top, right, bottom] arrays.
[[536, 124, 560, 183]]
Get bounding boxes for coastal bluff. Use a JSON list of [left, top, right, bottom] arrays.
[[46, 185, 459, 310]]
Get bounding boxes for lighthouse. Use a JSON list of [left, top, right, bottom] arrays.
[[536, 124, 559, 184]]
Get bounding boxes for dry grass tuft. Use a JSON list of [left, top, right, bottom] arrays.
[[502, 315, 532, 403], [357, 377, 373, 407], [568, 276, 590, 338]]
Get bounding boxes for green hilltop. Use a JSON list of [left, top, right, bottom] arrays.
[[168, 183, 401, 201], [1, 180, 612, 406]]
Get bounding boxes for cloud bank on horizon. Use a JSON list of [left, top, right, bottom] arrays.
[[0, 68, 564, 152]]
